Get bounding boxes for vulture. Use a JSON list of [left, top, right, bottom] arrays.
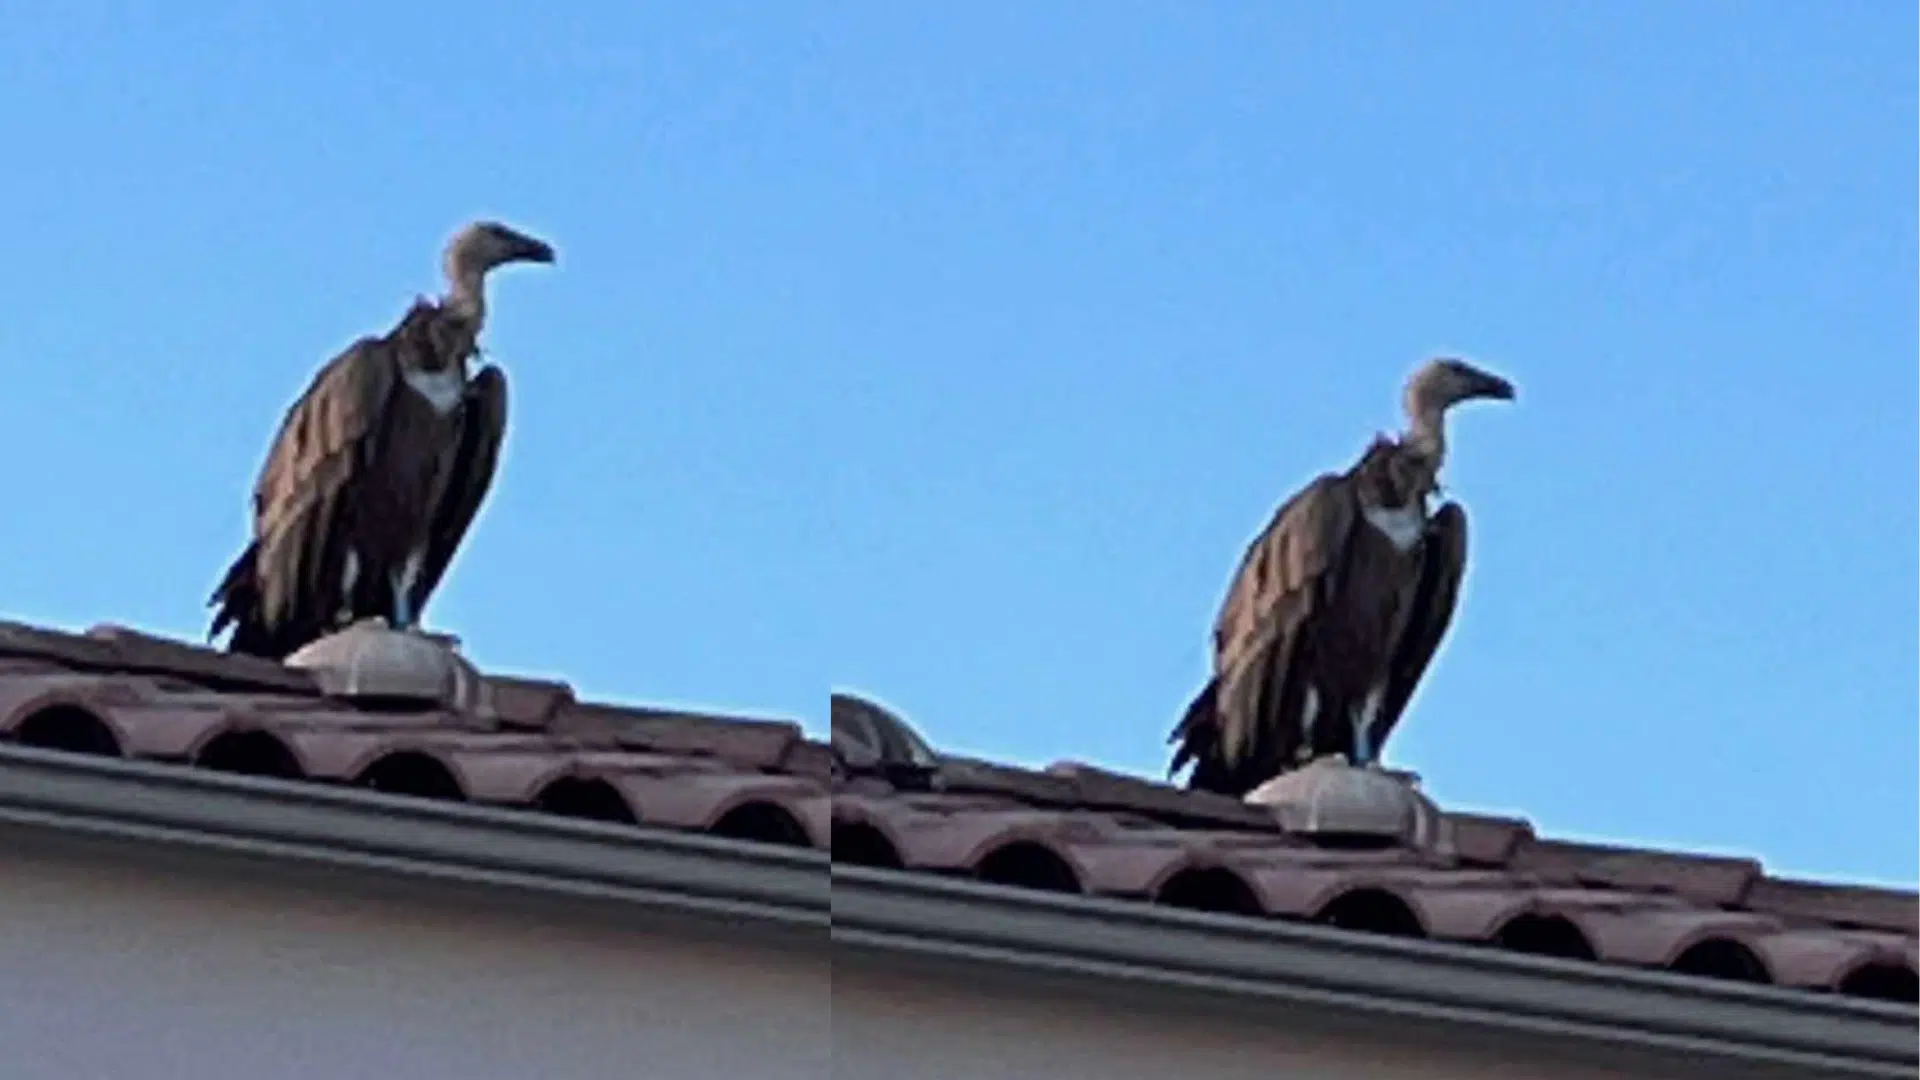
[[1168, 357, 1516, 798], [208, 220, 556, 660]]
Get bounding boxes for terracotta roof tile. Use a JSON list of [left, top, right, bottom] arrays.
[[0, 620, 831, 855], [1507, 838, 1763, 906], [1444, 812, 1535, 865], [1744, 876, 1919, 935], [826, 696, 1919, 1005]]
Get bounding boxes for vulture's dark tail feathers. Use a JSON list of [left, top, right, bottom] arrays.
[[206, 543, 257, 637], [207, 542, 287, 660], [1166, 678, 1220, 787]]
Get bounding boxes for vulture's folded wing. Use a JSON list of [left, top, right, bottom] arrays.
[[1375, 499, 1469, 752], [411, 364, 509, 616], [248, 333, 402, 626], [1195, 473, 1358, 778]]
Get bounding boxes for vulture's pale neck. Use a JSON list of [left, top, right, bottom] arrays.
[[1401, 396, 1449, 471], [442, 264, 489, 331]]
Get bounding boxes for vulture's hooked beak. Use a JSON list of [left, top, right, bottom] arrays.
[[508, 233, 557, 266], [1477, 373, 1516, 402], [1454, 365, 1516, 403]]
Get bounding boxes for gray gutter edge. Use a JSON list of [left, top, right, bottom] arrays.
[[0, 744, 827, 932], [833, 864, 1918, 1079]]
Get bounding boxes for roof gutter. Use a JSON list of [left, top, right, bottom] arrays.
[[0, 744, 827, 937], [833, 865, 1918, 1080]]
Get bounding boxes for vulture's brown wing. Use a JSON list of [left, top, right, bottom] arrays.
[[1193, 473, 1358, 775], [1372, 500, 1469, 758], [408, 364, 508, 619], [249, 335, 401, 629], [1212, 474, 1353, 670]]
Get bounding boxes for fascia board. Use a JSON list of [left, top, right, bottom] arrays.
[[0, 743, 828, 932]]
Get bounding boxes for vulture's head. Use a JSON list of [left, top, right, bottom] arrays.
[[1405, 356, 1516, 417], [443, 220, 557, 284]]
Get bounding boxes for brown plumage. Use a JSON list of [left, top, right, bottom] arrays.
[[1168, 358, 1514, 797], [209, 221, 555, 660]]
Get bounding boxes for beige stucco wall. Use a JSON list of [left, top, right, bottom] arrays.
[[835, 958, 1696, 1080], [0, 836, 1814, 1080], [0, 841, 829, 1080]]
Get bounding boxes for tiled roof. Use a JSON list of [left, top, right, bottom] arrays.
[[829, 695, 1920, 1005], [1, 619, 1910, 1008], [0, 620, 832, 853]]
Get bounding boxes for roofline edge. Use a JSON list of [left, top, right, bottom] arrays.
[[0, 744, 828, 933], [832, 865, 1918, 1079]]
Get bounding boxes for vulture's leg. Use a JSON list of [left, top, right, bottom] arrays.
[[390, 549, 427, 630], [336, 551, 362, 626], [389, 576, 414, 630], [1294, 686, 1322, 763], [1350, 686, 1384, 767]]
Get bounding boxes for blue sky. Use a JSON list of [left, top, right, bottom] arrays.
[[0, 3, 1911, 885]]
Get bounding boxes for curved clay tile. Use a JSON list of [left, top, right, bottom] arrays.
[[610, 771, 826, 840], [1566, 908, 1784, 972], [1061, 838, 1212, 899], [1755, 929, 1912, 991]]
